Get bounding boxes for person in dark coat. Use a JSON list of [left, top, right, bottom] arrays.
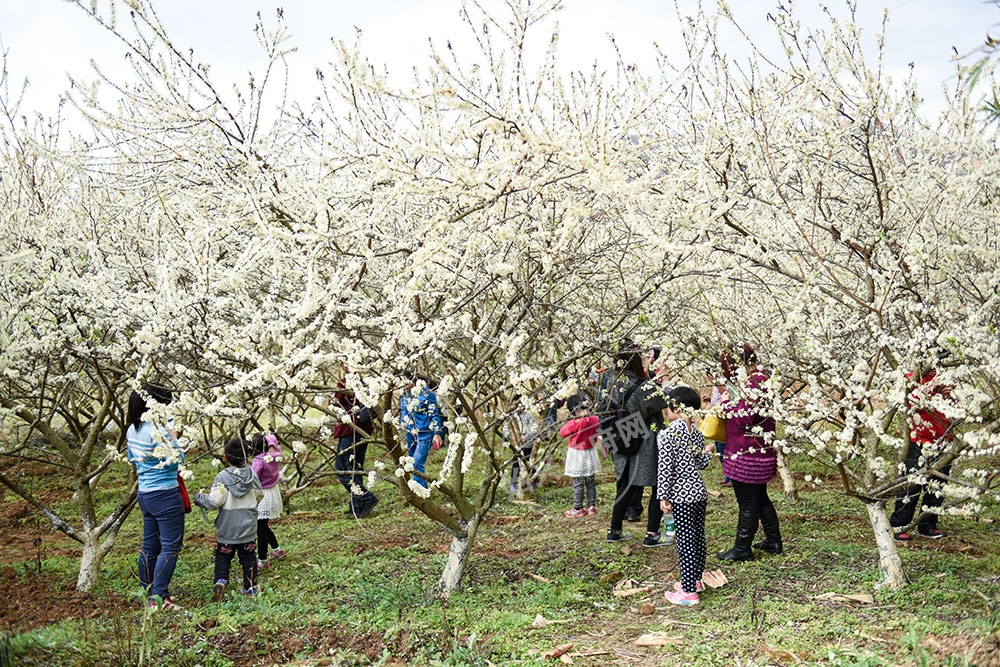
[[599, 340, 670, 544]]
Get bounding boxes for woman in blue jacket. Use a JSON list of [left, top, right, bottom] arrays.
[[126, 384, 185, 609], [399, 376, 444, 488]]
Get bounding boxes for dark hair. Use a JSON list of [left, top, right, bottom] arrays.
[[566, 393, 589, 413], [614, 338, 649, 380], [225, 437, 249, 467], [250, 433, 267, 457], [667, 386, 701, 411], [127, 383, 173, 433], [719, 343, 758, 382]]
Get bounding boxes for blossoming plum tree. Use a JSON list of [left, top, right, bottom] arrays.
[[644, 3, 1000, 588], [3, 0, 999, 596]]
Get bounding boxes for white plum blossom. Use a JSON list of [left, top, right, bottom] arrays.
[[407, 480, 431, 498]]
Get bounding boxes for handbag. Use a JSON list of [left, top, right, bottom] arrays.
[[699, 413, 727, 442], [177, 473, 192, 513]]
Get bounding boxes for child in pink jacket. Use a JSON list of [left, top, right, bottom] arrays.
[[559, 395, 602, 517], [251, 434, 286, 570]]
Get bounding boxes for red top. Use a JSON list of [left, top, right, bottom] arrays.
[[331, 377, 373, 439], [560, 415, 599, 450], [907, 371, 953, 444]]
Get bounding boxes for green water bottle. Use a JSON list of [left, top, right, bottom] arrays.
[[663, 512, 676, 539]]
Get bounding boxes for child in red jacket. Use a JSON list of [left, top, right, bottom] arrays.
[[891, 369, 954, 540], [560, 395, 603, 517]]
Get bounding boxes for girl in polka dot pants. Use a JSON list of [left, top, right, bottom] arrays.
[[656, 386, 715, 606]]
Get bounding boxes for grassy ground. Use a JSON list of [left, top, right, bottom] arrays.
[[1, 450, 999, 666]]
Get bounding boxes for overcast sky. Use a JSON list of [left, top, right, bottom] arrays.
[[0, 0, 997, 122]]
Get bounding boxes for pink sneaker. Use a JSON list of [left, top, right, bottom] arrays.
[[674, 581, 705, 593], [257, 559, 269, 571], [149, 595, 183, 611], [586, 506, 597, 516], [270, 548, 287, 561], [664, 590, 699, 606], [564, 508, 587, 518]]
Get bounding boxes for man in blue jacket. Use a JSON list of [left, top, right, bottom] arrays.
[[400, 375, 445, 488]]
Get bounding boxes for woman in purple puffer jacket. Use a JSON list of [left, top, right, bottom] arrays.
[[716, 344, 782, 562]]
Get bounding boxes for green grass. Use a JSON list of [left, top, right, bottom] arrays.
[[2, 450, 1000, 666]]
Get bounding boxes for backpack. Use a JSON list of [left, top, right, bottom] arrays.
[[597, 377, 646, 456]]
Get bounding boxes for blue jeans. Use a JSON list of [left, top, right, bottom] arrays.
[[407, 435, 433, 488], [715, 441, 731, 482], [137, 487, 185, 599]]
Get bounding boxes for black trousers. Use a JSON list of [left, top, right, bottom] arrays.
[[214, 541, 257, 590], [890, 441, 951, 533], [257, 519, 279, 561], [730, 480, 776, 542], [610, 458, 663, 534]]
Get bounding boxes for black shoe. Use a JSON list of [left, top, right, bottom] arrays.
[[753, 540, 783, 554], [919, 528, 946, 539], [642, 533, 672, 548], [624, 513, 642, 522], [607, 530, 631, 543], [717, 546, 755, 562], [354, 496, 379, 519]]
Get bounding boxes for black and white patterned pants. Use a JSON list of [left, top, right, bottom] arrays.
[[673, 500, 707, 594]]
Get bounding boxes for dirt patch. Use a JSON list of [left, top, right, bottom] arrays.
[[0, 566, 131, 633], [0, 460, 84, 568], [926, 632, 1000, 667], [0, 497, 78, 568], [197, 623, 400, 666]]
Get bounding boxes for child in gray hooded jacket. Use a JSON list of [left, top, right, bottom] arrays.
[[196, 437, 264, 600]]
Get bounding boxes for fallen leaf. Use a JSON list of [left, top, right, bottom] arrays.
[[527, 572, 552, 584], [531, 614, 570, 628], [761, 645, 803, 663], [702, 570, 729, 589], [810, 592, 874, 604], [621, 545, 634, 556], [541, 643, 574, 660], [559, 655, 573, 664], [840, 594, 874, 604], [612, 579, 651, 597], [599, 572, 621, 585], [638, 602, 655, 616], [634, 632, 684, 646], [708, 489, 722, 498], [613, 587, 650, 597]]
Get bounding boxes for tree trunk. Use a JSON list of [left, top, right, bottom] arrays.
[[776, 450, 798, 501], [865, 500, 907, 590], [437, 534, 471, 598], [436, 514, 483, 598], [76, 531, 104, 592], [75, 524, 124, 592]]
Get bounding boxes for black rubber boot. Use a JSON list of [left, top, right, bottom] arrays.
[[717, 508, 757, 562], [753, 502, 783, 554]]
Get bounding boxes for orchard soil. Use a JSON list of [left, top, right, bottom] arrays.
[[2, 460, 1000, 666]]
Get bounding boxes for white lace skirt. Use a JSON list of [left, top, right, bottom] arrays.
[[564, 447, 601, 478], [257, 485, 283, 520]]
